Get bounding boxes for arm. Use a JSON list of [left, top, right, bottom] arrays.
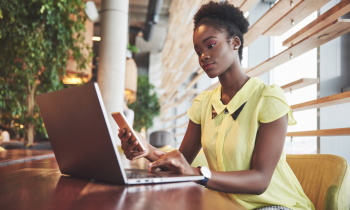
[[118, 128, 162, 162], [178, 119, 202, 164], [154, 119, 201, 172], [118, 119, 201, 166], [147, 119, 202, 174], [149, 114, 288, 195], [203, 114, 288, 194]]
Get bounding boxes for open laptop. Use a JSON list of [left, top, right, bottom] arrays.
[[36, 82, 204, 185]]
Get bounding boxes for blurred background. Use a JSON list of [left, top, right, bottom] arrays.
[[1, 0, 350, 163]]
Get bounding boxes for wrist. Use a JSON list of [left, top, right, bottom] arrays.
[[196, 166, 211, 187], [192, 167, 202, 183], [145, 143, 155, 159], [192, 167, 202, 176]]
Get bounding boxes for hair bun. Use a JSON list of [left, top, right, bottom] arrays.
[[194, 1, 249, 35]]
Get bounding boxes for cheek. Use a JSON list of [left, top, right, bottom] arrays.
[[214, 44, 234, 69]]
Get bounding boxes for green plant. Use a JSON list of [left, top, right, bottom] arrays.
[[0, 0, 92, 145], [127, 43, 139, 53], [129, 75, 160, 132]]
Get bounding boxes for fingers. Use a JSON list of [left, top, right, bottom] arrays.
[[118, 128, 136, 152], [124, 144, 146, 160], [125, 150, 145, 160], [153, 150, 165, 157], [130, 150, 146, 160], [148, 150, 186, 171], [117, 128, 126, 138], [119, 129, 131, 142], [126, 140, 138, 151], [118, 129, 130, 145], [119, 129, 150, 161], [169, 159, 180, 167], [148, 158, 168, 171], [148, 157, 180, 172]]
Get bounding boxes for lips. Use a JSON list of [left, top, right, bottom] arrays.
[[203, 63, 213, 71]]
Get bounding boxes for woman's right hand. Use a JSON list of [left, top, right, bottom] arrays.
[[118, 128, 150, 160]]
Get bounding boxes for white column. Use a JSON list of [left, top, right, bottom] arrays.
[[98, 0, 129, 145]]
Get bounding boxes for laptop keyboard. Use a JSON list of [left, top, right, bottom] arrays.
[[126, 173, 163, 179]]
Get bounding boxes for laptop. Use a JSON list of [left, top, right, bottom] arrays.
[[36, 82, 204, 185]]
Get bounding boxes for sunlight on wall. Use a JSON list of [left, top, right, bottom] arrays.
[[273, 12, 318, 154]]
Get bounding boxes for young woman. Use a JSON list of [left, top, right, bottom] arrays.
[[119, 1, 315, 210]]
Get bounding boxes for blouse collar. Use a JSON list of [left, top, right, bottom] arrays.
[[211, 77, 263, 119]]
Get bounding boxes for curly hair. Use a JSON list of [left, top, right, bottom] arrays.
[[193, 1, 249, 62]]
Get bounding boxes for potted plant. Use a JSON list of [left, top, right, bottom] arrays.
[[0, 0, 92, 145], [129, 75, 160, 133]]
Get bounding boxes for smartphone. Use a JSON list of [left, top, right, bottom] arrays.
[[111, 111, 145, 152]]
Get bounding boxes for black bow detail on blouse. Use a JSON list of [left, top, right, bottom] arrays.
[[212, 102, 247, 120]]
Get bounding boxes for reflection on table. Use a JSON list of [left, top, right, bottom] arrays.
[[0, 149, 54, 167], [0, 152, 244, 210]]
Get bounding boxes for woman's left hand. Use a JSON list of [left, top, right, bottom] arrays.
[[148, 150, 200, 175]]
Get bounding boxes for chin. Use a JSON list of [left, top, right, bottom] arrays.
[[205, 69, 222, 79], [206, 73, 218, 79]]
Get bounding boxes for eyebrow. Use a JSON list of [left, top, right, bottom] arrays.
[[194, 36, 218, 48]]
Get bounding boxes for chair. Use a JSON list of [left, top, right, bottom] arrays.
[[0, 141, 25, 149], [29, 142, 52, 150], [149, 131, 175, 148], [190, 152, 350, 209], [129, 140, 350, 209], [286, 154, 350, 210]]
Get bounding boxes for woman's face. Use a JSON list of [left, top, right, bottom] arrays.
[[193, 25, 238, 78]]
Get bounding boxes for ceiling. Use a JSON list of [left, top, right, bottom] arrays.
[[91, 0, 171, 28], [90, 0, 171, 76]]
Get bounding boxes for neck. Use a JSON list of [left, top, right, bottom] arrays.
[[218, 61, 249, 99]]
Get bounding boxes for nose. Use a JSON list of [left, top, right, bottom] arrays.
[[201, 53, 209, 62]]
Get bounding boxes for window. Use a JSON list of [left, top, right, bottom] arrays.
[[272, 12, 318, 154]]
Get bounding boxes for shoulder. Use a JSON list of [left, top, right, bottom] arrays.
[[258, 84, 297, 125], [188, 90, 215, 125], [261, 84, 285, 97], [193, 89, 215, 102], [261, 84, 288, 106]]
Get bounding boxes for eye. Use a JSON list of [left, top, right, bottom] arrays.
[[196, 52, 202, 56], [208, 42, 217, 49]]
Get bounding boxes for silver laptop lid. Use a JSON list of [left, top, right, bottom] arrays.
[[36, 83, 127, 184]]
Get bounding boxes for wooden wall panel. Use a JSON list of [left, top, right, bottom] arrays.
[[246, 19, 350, 77], [263, 0, 330, 36], [281, 78, 319, 93], [287, 128, 350, 137], [283, 0, 350, 47], [244, 0, 302, 47], [291, 91, 350, 112]]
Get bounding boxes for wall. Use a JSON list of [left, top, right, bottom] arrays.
[[247, 1, 271, 84], [320, 0, 350, 162]]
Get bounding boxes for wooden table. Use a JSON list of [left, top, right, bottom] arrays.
[[0, 153, 244, 210], [0, 149, 54, 167]]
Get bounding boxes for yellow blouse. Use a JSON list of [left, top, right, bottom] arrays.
[[187, 77, 315, 210]]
